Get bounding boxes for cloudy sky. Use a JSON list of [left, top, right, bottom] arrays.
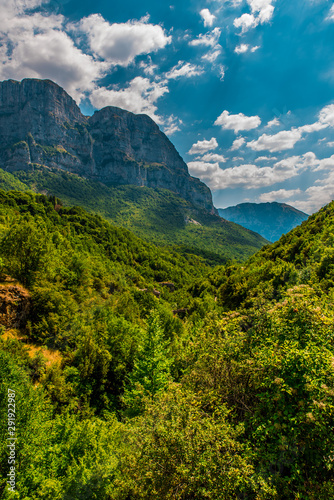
[[1, 0, 334, 213]]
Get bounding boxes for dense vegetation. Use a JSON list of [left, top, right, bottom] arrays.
[[0, 190, 333, 499], [0, 165, 267, 265]]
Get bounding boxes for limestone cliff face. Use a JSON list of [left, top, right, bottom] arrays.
[[0, 79, 215, 212]]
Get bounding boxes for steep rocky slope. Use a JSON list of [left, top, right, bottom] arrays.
[[0, 78, 214, 212]]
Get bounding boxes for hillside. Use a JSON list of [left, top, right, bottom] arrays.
[[0, 190, 333, 499], [0, 165, 268, 265], [212, 199, 334, 309], [218, 202, 309, 242]]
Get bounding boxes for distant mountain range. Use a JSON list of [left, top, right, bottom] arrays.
[[0, 78, 267, 264], [218, 202, 309, 242]]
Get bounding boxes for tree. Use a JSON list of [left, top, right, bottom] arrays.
[[122, 311, 172, 416]]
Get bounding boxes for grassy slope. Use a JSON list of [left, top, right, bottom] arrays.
[[5, 166, 267, 265]]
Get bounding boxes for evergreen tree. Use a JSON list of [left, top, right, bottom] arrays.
[[122, 311, 172, 416]]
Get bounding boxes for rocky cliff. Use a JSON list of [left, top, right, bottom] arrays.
[[0, 78, 215, 212]]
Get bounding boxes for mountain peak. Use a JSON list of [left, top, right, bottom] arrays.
[[0, 78, 215, 212], [218, 202, 309, 242]]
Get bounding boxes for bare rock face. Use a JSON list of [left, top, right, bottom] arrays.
[[0, 284, 31, 329], [0, 78, 216, 212]]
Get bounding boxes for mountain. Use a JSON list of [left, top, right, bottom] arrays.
[[0, 78, 268, 264], [218, 202, 309, 242], [0, 78, 214, 212]]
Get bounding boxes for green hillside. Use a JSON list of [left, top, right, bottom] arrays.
[[4, 165, 267, 265], [0, 191, 333, 499]]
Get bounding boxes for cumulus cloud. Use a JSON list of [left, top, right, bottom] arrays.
[[254, 155, 278, 162], [0, 28, 105, 103], [189, 27, 222, 62], [187, 160, 300, 191], [234, 14, 258, 32], [200, 8, 216, 27], [266, 117, 280, 127], [188, 151, 320, 191], [165, 61, 204, 79], [215, 111, 261, 133], [200, 153, 227, 162], [188, 137, 218, 155], [235, 44, 249, 54], [234, 0, 275, 32], [247, 129, 302, 152], [248, 0, 275, 23], [76, 14, 171, 66], [230, 137, 246, 150], [259, 188, 302, 203], [0, 4, 172, 106], [293, 173, 334, 213], [89, 77, 169, 124], [163, 115, 183, 136], [189, 27, 221, 47]]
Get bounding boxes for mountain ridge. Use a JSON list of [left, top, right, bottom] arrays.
[[0, 78, 214, 212], [218, 201, 309, 242]]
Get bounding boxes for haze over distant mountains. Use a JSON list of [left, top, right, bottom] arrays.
[[218, 202, 309, 242]]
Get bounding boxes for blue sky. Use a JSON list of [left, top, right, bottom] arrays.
[[1, 0, 334, 213]]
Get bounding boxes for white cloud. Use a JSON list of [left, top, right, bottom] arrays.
[[0, 4, 172, 105], [293, 172, 334, 213], [190, 151, 318, 192], [165, 61, 204, 79], [235, 44, 250, 54], [254, 155, 278, 161], [163, 115, 183, 136], [247, 129, 302, 152], [202, 48, 222, 62], [200, 8, 216, 27], [89, 77, 169, 124], [326, 5, 334, 21], [188, 137, 218, 155], [247, 0, 275, 23], [218, 65, 226, 80], [326, 141, 334, 147], [215, 110, 261, 133], [259, 188, 302, 203], [251, 45, 260, 52], [233, 0, 275, 32], [312, 154, 334, 171], [77, 14, 171, 66], [234, 14, 258, 32], [0, 28, 106, 103], [200, 153, 227, 162], [187, 160, 301, 191], [247, 104, 334, 153], [266, 117, 280, 127], [230, 137, 246, 150], [189, 27, 222, 62], [189, 27, 221, 47]]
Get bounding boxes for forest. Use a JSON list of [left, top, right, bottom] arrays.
[[0, 189, 333, 499]]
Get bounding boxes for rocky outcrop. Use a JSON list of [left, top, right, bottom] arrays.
[[0, 284, 31, 329], [0, 79, 215, 212]]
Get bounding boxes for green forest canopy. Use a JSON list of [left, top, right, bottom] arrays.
[[0, 189, 333, 499]]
